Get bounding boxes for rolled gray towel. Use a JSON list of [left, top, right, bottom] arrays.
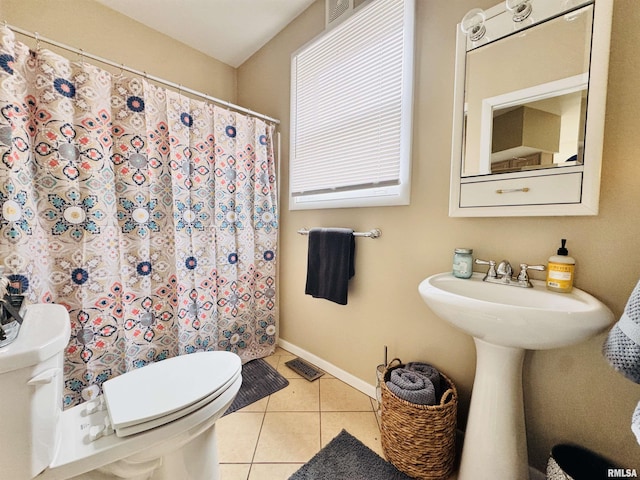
[[405, 362, 441, 397], [603, 277, 640, 384], [386, 368, 436, 405]]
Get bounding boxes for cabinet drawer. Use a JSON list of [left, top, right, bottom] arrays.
[[459, 172, 582, 208]]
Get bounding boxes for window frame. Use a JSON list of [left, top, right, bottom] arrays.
[[289, 0, 415, 210]]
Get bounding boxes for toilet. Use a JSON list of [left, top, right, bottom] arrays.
[[0, 303, 242, 480]]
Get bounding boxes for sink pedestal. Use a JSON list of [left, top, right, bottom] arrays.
[[458, 339, 529, 480]]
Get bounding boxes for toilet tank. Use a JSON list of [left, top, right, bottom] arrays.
[[0, 304, 71, 479]]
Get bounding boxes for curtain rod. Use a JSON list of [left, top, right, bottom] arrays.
[[3, 22, 280, 125]]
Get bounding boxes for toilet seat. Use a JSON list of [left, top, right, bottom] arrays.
[[103, 351, 239, 437]]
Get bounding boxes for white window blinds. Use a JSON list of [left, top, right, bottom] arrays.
[[290, 0, 414, 209]]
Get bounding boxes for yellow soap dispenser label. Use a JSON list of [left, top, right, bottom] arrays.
[[546, 262, 574, 290]]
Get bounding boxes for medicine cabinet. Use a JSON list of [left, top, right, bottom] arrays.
[[449, 0, 613, 217]]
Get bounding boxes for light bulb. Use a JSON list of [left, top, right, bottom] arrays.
[[461, 8, 486, 42], [505, 0, 533, 22]]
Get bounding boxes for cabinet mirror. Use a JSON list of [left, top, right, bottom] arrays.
[[449, 0, 613, 217]]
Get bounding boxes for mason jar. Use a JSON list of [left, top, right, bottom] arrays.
[[453, 248, 473, 279]]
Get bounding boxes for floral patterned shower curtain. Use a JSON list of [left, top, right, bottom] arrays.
[[0, 27, 278, 407]]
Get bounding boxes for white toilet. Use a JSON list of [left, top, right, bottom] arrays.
[[0, 303, 242, 480]]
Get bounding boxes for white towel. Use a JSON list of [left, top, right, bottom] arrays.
[[603, 278, 640, 446], [603, 278, 640, 384], [633, 401, 640, 446]]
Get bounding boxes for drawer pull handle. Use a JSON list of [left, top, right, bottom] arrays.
[[496, 187, 530, 194]]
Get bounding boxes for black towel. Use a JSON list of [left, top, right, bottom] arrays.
[[305, 228, 355, 305]]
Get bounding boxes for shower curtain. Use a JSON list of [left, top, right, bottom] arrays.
[[0, 27, 278, 406]]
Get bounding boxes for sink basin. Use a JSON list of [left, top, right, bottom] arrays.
[[418, 272, 613, 480], [418, 272, 613, 350]]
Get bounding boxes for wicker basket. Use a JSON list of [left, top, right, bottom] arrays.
[[380, 359, 458, 480]]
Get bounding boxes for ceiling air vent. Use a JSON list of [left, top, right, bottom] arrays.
[[325, 0, 355, 29]]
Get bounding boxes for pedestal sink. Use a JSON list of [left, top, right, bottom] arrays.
[[418, 272, 613, 480]]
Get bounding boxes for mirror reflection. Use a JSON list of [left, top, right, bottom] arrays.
[[489, 80, 587, 174], [462, 5, 593, 177]]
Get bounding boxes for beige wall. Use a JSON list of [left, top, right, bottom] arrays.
[[238, 0, 640, 470], [0, 0, 237, 102]]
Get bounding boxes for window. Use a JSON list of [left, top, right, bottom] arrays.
[[289, 0, 415, 210]]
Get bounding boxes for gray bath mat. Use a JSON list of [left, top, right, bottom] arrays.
[[289, 429, 412, 480], [285, 357, 325, 381], [223, 357, 289, 415]]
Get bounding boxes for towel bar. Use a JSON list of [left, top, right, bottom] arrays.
[[297, 228, 382, 239]]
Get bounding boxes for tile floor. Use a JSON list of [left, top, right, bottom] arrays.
[[216, 346, 384, 480], [218, 347, 550, 480]]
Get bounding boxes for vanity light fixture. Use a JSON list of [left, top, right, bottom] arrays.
[[505, 0, 533, 22], [461, 8, 487, 42]]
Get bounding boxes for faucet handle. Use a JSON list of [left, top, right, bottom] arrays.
[[517, 263, 546, 283], [475, 259, 497, 279]]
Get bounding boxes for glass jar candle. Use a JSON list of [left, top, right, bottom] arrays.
[[453, 248, 473, 278]]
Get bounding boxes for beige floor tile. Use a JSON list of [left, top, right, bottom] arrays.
[[308, 367, 334, 379], [253, 412, 320, 463], [219, 463, 251, 480], [216, 412, 264, 463], [237, 395, 269, 413], [321, 411, 383, 456], [370, 397, 382, 429], [248, 463, 304, 480], [263, 354, 280, 370], [267, 378, 319, 411], [320, 377, 374, 412], [272, 346, 291, 356]]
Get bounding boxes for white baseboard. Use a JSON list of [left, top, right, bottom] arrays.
[[277, 339, 377, 399]]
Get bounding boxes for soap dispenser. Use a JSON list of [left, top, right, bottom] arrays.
[[546, 239, 575, 293]]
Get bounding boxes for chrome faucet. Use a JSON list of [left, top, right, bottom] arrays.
[[475, 259, 545, 288], [496, 260, 513, 279]]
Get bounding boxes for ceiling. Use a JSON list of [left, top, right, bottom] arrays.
[[96, 0, 317, 68]]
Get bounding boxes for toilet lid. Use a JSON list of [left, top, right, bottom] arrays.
[[102, 351, 241, 436]]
